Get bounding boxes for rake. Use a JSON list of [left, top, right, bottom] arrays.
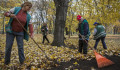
[[16, 17, 58, 64], [79, 33, 114, 68]]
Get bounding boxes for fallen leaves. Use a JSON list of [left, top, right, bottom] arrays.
[[0, 34, 120, 70], [73, 62, 78, 65]]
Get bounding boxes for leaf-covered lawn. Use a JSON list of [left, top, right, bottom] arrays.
[[0, 34, 120, 70]]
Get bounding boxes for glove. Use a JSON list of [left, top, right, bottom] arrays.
[[81, 35, 85, 39], [79, 33, 85, 39]]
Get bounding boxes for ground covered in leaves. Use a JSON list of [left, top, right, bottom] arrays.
[[0, 34, 120, 70]]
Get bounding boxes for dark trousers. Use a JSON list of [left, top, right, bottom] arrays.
[[5, 32, 25, 64], [94, 37, 107, 49], [42, 35, 49, 43], [79, 40, 88, 54]]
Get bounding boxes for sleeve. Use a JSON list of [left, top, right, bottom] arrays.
[[84, 22, 89, 35], [93, 28, 97, 35], [29, 24, 33, 35], [4, 7, 15, 17], [28, 18, 33, 34]]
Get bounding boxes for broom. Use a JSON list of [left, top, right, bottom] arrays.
[[79, 33, 114, 68]]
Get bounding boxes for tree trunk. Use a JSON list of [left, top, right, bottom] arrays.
[[65, 27, 69, 35], [52, 0, 69, 46]]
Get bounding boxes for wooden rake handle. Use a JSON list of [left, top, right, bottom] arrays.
[[16, 17, 49, 59], [79, 33, 95, 50]]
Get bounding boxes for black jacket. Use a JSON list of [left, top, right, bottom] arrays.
[[41, 26, 48, 35]]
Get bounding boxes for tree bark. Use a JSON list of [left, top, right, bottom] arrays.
[[52, 0, 69, 46]]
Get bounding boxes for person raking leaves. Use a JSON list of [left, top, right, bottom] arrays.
[[4, 2, 33, 65], [76, 15, 90, 56]]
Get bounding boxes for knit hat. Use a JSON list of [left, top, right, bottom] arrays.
[[93, 22, 99, 25], [77, 15, 81, 21]]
